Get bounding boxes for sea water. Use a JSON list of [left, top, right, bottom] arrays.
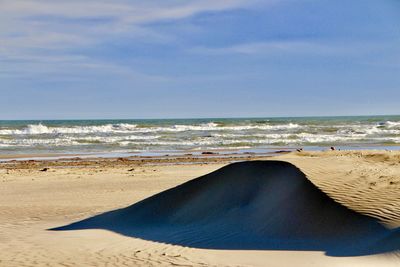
[[0, 116, 399, 155]]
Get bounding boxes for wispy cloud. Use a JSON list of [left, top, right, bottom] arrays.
[[0, 0, 256, 51], [1, 0, 251, 22], [189, 40, 396, 58], [189, 41, 315, 55], [0, 0, 258, 81]]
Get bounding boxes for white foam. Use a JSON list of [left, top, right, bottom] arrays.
[[0, 137, 80, 147], [381, 121, 400, 128], [1, 120, 400, 151], [0, 122, 303, 135], [0, 123, 138, 135], [77, 135, 160, 143]]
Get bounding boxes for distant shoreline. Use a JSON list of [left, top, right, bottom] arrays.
[[2, 148, 400, 171], [2, 145, 400, 162]]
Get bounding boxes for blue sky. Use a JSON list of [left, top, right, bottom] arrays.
[[1, 0, 399, 119]]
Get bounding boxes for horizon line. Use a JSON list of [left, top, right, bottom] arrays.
[[0, 114, 399, 121]]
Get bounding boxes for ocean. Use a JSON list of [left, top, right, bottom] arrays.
[[1, 116, 400, 156]]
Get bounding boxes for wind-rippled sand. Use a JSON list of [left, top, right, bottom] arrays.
[[0, 151, 400, 267]]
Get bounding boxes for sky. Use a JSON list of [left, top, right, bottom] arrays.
[[1, 0, 400, 119]]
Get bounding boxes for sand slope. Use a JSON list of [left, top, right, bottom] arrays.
[[55, 160, 400, 256], [282, 151, 400, 228]]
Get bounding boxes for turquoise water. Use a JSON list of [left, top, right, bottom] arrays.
[[0, 116, 399, 155]]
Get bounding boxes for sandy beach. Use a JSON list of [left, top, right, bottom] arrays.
[[0, 150, 399, 266], [2, 0, 399, 265]]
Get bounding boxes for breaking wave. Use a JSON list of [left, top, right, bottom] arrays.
[[1, 117, 400, 153]]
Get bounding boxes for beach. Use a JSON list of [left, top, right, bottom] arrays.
[[3, 0, 400, 265], [1, 150, 399, 267]]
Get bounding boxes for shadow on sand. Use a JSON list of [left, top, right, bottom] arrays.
[[51, 160, 400, 257]]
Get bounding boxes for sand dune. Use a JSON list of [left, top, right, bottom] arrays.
[[54, 160, 400, 256], [283, 151, 400, 228]]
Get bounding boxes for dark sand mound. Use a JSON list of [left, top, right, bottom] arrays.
[[53, 161, 400, 256]]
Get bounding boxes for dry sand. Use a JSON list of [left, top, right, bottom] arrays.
[[0, 150, 400, 266]]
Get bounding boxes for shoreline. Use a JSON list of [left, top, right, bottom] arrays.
[[2, 144, 400, 161], [0, 151, 286, 170], [1, 148, 399, 172]]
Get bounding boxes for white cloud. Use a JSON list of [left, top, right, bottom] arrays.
[[189, 40, 394, 58], [0, 0, 254, 51], [0, 0, 259, 81], [1, 0, 250, 21], [189, 41, 315, 55]]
